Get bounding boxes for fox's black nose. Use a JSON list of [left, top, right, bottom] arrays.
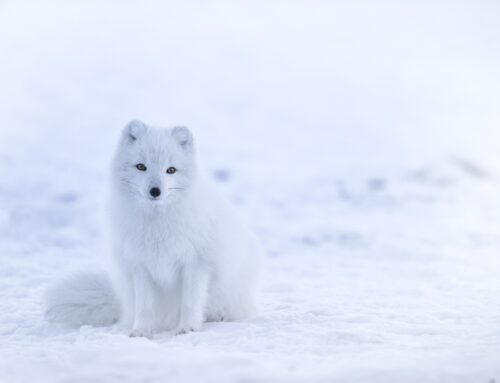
[[150, 187, 161, 198]]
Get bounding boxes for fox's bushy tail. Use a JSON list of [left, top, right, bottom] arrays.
[[45, 271, 121, 327]]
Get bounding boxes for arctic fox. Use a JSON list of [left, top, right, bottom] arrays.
[[46, 120, 261, 337]]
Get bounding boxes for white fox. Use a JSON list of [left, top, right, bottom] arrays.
[[46, 121, 262, 337]]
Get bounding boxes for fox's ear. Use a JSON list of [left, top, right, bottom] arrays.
[[171, 126, 193, 149], [123, 120, 147, 143]]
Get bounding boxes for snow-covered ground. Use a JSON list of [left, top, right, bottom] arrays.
[[1, 1, 500, 382]]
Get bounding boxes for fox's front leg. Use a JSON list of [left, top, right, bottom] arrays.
[[175, 264, 210, 335], [129, 269, 157, 338]]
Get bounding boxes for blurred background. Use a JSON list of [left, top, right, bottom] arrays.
[[1, 1, 500, 382], [2, 1, 500, 178]]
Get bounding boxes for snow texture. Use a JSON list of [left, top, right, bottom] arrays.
[[1, 1, 500, 382]]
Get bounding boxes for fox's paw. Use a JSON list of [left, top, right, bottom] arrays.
[[174, 322, 202, 336], [174, 327, 195, 336], [129, 328, 153, 339], [212, 314, 224, 322]]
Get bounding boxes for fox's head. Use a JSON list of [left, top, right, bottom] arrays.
[[112, 120, 196, 205]]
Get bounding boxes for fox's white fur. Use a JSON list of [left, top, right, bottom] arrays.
[[46, 121, 261, 337]]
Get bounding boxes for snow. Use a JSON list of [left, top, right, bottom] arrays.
[[1, 1, 500, 382]]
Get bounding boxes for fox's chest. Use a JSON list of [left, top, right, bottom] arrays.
[[121, 215, 209, 268], [118, 231, 197, 288], [114, 205, 215, 282]]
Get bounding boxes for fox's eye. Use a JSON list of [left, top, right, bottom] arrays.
[[166, 167, 176, 174], [136, 163, 147, 171]]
